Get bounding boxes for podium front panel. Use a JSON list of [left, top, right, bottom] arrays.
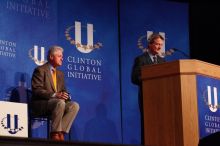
[[197, 75, 220, 138]]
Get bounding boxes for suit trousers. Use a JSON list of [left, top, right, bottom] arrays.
[[47, 98, 79, 133]]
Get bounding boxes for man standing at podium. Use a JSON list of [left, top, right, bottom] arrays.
[[131, 33, 166, 144]]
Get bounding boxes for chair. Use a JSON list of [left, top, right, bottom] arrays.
[[27, 90, 72, 140], [27, 90, 51, 139]]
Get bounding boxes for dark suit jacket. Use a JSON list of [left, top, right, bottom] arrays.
[[31, 62, 68, 115], [131, 52, 166, 86]]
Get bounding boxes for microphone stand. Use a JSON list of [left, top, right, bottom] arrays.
[[171, 48, 190, 58]]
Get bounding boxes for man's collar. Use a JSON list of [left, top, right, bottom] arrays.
[[146, 49, 157, 60], [48, 63, 56, 71]]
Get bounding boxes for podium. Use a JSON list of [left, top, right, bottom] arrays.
[[141, 59, 220, 146]]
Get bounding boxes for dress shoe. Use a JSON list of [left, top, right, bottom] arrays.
[[59, 132, 65, 141], [50, 132, 60, 141]]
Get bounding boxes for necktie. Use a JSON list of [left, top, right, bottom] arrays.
[[153, 56, 157, 64], [52, 69, 57, 91]]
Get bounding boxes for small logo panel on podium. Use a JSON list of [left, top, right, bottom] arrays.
[[0, 101, 28, 137]]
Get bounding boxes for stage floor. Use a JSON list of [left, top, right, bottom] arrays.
[[0, 136, 142, 146]]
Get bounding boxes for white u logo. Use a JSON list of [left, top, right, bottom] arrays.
[[75, 21, 94, 53], [33, 45, 46, 66], [207, 86, 218, 112]]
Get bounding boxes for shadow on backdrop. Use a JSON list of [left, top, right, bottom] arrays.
[[8, 72, 31, 103], [83, 103, 119, 143]]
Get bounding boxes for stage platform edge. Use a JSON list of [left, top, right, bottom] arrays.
[[0, 136, 145, 146]]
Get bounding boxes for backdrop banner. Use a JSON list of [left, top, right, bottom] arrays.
[[57, 0, 121, 143]]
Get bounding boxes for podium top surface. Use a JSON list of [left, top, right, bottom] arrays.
[[141, 59, 220, 80]]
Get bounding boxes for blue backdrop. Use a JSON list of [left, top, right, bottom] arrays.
[[0, 0, 189, 144], [57, 0, 121, 143]]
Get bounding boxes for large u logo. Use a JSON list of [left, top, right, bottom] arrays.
[[75, 21, 94, 53], [33, 45, 46, 66], [207, 86, 218, 112], [30, 45, 46, 65]]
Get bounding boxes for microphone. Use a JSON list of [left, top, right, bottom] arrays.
[[160, 48, 175, 57], [161, 48, 189, 58], [171, 48, 189, 58]]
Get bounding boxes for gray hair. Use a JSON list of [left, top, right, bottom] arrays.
[[47, 45, 63, 60], [147, 33, 164, 44]]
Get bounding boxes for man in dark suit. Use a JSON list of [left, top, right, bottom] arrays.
[[31, 45, 79, 141], [131, 33, 166, 144]]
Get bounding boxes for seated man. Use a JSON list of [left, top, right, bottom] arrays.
[[31, 45, 79, 141]]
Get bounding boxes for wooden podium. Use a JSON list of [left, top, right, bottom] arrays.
[[141, 59, 220, 146]]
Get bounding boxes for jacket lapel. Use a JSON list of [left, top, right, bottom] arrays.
[[144, 52, 154, 64]]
